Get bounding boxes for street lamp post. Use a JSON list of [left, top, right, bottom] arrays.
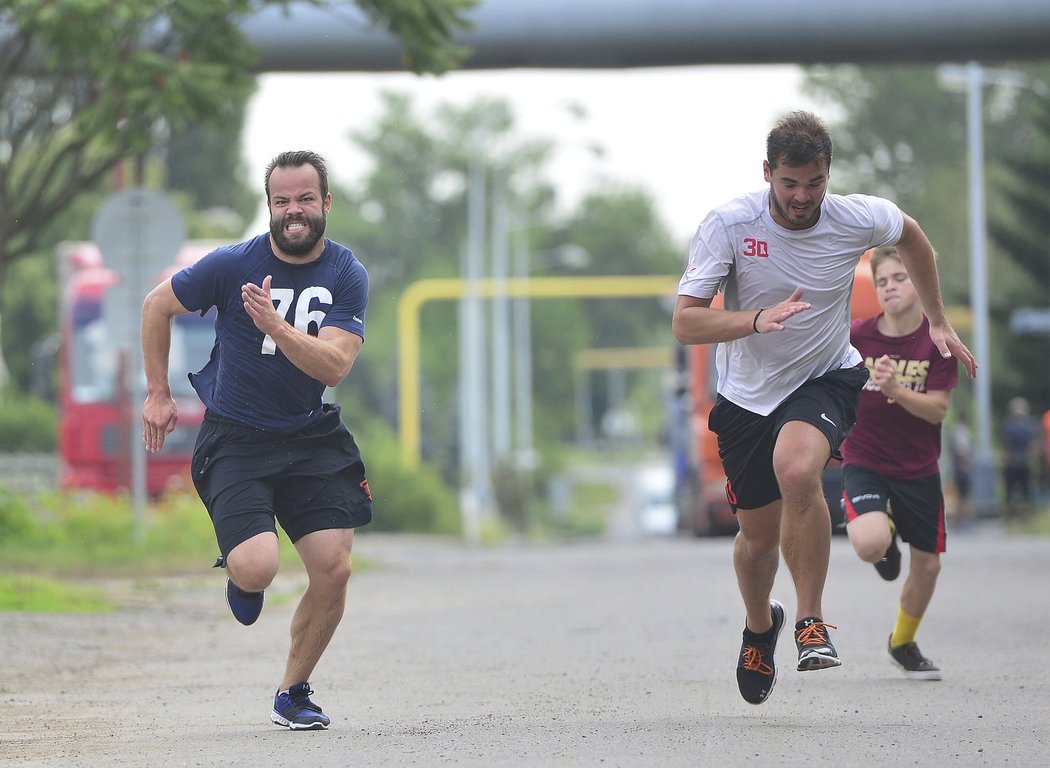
[[459, 148, 490, 543], [963, 61, 996, 514]]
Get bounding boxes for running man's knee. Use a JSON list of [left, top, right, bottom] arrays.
[[226, 533, 280, 592], [227, 560, 279, 593], [312, 556, 352, 589], [772, 423, 830, 503]]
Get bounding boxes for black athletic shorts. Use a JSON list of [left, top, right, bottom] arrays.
[[842, 464, 946, 554], [709, 365, 869, 512], [191, 403, 373, 557]]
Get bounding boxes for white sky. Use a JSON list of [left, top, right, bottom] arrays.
[[243, 65, 824, 246]]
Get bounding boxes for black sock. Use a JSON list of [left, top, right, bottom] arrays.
[[744, 623, 777, 643]]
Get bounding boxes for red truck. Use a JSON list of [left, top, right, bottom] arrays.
[[57, 241, 220, 495]]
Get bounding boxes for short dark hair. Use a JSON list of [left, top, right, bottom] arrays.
[[766, 111, 833, 170], [264, 150, 329, 201]]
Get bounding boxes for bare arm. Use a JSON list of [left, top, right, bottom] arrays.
[[672, 288, 811, 345], [242, 275, 362, 388], [141, 279, 190, 453], [895, 215, 978, 378], [870, 354, 950, 424]]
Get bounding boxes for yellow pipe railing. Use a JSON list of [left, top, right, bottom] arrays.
[[397, 275, 678, 468]]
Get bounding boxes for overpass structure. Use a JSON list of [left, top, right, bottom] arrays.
[[242, 0, 1050, 73]]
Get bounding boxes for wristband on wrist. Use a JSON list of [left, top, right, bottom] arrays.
[[752, 309, 764, 334]]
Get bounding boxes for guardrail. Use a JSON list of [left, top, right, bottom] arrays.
[[0, 453, 60, 493]]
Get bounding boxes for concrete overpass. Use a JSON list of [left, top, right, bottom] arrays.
[[242, 0, 1050, 73]]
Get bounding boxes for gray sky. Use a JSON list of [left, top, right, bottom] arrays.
[[244, 65, 825, 246]]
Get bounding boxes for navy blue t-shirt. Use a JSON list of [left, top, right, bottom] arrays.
[[171, 234, 368, 433]]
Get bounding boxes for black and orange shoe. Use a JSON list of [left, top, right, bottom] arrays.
[[795, 617, 841, 671], [736, 599, 786, 704]]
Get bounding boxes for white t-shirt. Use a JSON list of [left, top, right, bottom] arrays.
[[678, 189, 904, 416]]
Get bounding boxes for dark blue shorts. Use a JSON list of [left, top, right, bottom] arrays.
[[709, 365, 869, 512], [842, 464, 946, 554], [191, 404, 373, 557]]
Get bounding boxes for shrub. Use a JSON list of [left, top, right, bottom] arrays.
[[356, 431, 460, 535], [0, 392, 58, 451], [0, 487, 39, 540]]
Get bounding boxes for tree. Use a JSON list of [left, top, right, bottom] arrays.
[[323, 92, 559, 474], [987, 92, 1050, 412], [165, 114, 258, 238], [320, 91, 682, 476], [551, 188, 681, 442], [0, 0, 476, 289]]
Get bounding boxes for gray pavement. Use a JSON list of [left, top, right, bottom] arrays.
[[3, 522, 1048, 767]]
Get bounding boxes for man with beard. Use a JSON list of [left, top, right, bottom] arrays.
[[672, 112, 976, 706], [141, 150, 372, 730]]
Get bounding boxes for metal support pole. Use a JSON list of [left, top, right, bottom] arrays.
[[512, 211, 534, 468], [458, 150, 489, 542], [490, 171, 512, 460], [966, 61, 996, 514]]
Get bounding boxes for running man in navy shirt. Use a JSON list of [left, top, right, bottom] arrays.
[[841, 246, 957, 680], [142, 150, 372, 730]]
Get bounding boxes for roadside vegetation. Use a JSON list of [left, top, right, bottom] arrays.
[[0, 438, 626, 611]]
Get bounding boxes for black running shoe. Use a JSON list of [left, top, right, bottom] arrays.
[[874, 535, 901, 581], [888, 636, 942, 681], [271, 682, 331, 730], [795, 617, 841, 671], [225, 579, 264, 626], [736, 599, 786, 705]]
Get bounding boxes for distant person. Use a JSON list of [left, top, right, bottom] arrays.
[[949, 412, 975, 527], [141, 150, 373, 730], [841, 246, 958, 681], [672, 111, 976, 705], [1002, 397, 1038, 520]]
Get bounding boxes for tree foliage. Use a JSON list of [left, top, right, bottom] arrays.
[[986, 92, 1050, 408], [355, 0, 476, 74], [322, 93, 557, 474], [1, 0, 255, 284], [0, 0, 476, 287]]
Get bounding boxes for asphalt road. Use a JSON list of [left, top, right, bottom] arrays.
[[3, 523, 1049, 767]]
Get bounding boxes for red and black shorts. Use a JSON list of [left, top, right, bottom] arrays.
[[842, 464, 946, 554]]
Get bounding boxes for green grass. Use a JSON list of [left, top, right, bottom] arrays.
[[562, 481, 617, 536], [0, 487, 312, 612], [0, 575, 113, 612], [0, 464, 631, 610], [0, 488, 307, 577]]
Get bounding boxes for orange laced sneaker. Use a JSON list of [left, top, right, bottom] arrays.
[[795, 617, 842, 671], [736, 600, 785, 704]]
